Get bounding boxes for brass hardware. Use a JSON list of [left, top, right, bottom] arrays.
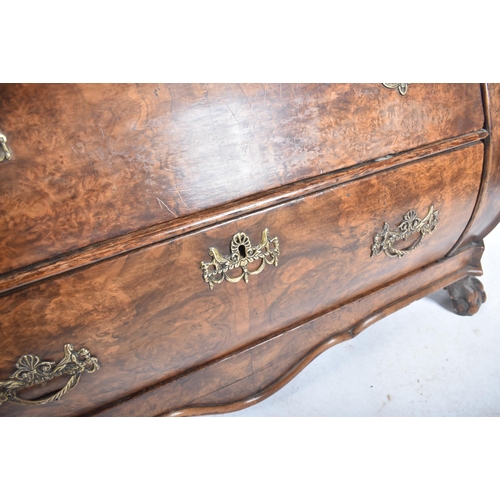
[[0, 134, 12, 161], [200, 228, 279, 289], [382, 83, 409, 96], [0, 344, 100, 407], [371, 205, 439, 259]]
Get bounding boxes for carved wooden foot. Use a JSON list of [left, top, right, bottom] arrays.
[[445, 276, 487, 316]]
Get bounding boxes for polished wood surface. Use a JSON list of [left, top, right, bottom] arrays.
[[0, 84, 484, 274], [1, 83, 498, 417], [91, 243, 483, 417], [0, 130, 487, 296], [0, 144, 483, 416], [451, 84, 500, 249]]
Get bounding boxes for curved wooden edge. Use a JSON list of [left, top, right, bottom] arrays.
[[0, 131, 487, 297], [160, 332, 352, 417], [158, 261, 482, 417], [448, 84, 493, 254]]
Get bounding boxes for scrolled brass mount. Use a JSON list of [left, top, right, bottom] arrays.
[[0, 134, 12, 161], [382, 83, 409, 96], [371, 205, 439, 259], [200, 228, 279, 289], [0, 344, 100, 407]]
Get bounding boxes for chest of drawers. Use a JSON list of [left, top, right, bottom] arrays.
[[0, 83, 498, 416]]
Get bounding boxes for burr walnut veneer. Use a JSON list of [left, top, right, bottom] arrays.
[[0, 84, 498, 416]]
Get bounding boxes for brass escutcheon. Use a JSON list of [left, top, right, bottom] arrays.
[[371, 205, 439, 259], [0, 134, 12, 161], [200, 228, 279, 289], [0, 344, 100, 407]]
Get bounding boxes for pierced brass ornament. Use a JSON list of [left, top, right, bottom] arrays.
[[382, 83, 409, 96], [200, 228, 279, 289], [0, 134, 12, 161], [0, 344, 100, 407], [371, 205, 439, 259]]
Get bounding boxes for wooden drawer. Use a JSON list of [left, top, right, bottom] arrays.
[[0, 84, 484, 274], [0, 143, 483, 416]]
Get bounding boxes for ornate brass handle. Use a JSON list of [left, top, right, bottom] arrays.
[[382, 83, 409, 96], [0, 344, 100, 407], [0, 134, 12, 161], [200, 228, 279, 289], [371, 205, 439, 259]]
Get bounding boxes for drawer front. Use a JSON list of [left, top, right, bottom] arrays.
[[0, 83, 484, 274], [0, 143, 483, 416]]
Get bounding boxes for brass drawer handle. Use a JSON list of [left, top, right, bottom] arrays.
[[0, 134, 12, 161], [382, 83, 409, 96], [371, 205, 439, 259], [200, 228, 279, 289], [0, 344, 100, 407]]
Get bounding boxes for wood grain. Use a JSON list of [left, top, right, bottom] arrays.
[[0, 84, 484, 274], [92, 243, 483, 417], [449, 84, 500, 250], [0, 131, 487, 296], [0, 144, 483, 416]]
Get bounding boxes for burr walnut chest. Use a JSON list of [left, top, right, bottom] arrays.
[[0, 83, 499, 416]]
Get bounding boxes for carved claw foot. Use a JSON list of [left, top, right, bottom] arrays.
[[445, 276, 487, 316]]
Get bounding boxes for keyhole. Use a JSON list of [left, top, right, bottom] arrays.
[[238, 245, 247, 258]]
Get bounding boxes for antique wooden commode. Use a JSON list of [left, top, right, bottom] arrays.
[[0, 84, 498, 416]]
